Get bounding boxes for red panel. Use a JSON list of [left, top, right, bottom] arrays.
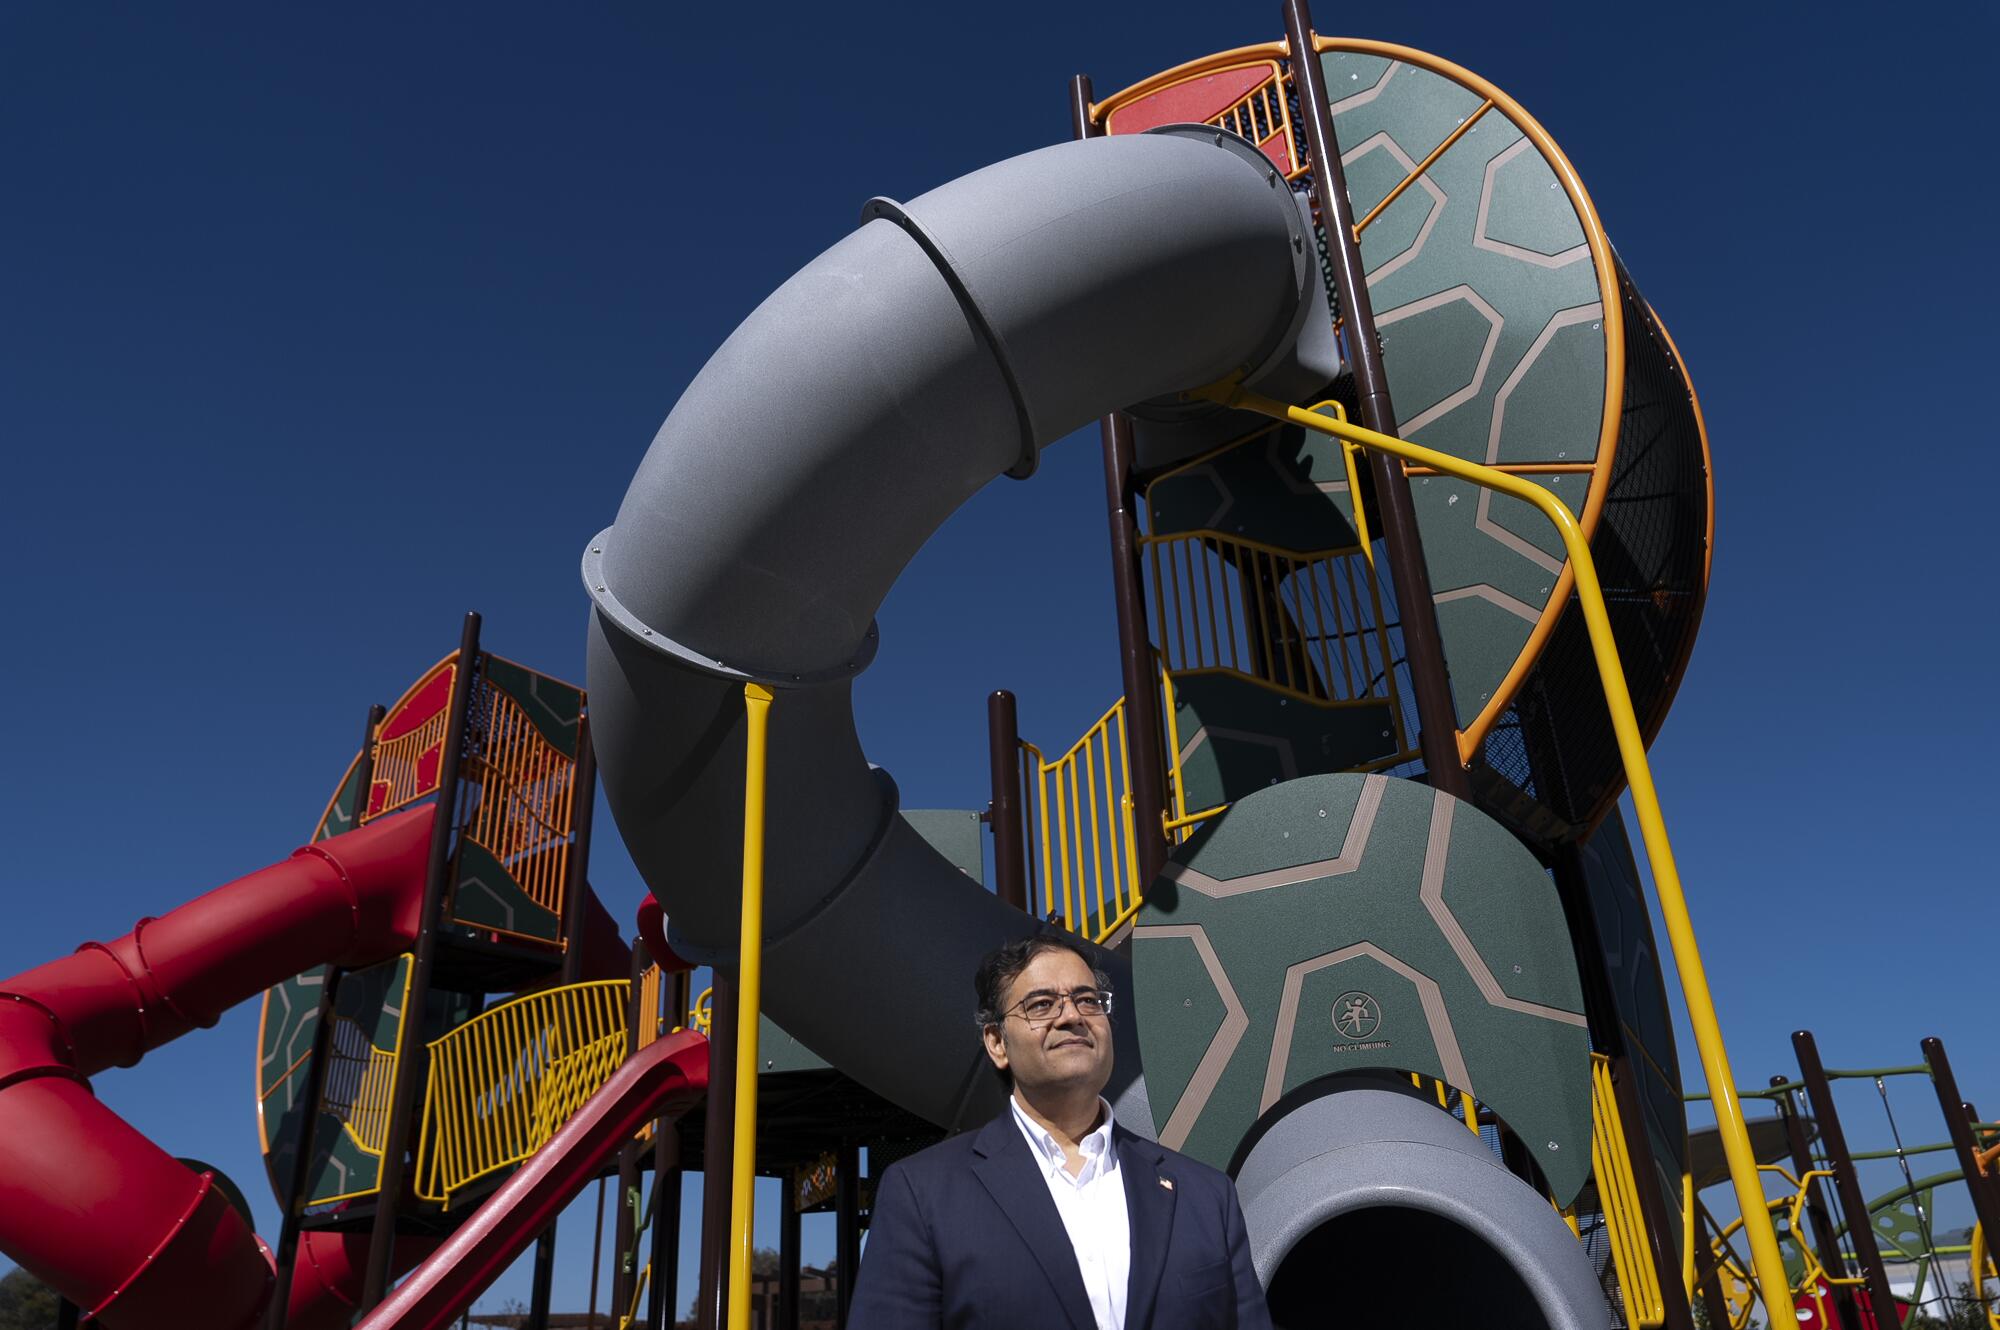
[[379, 663, 455, 742], [1106, 63, 1276, 136], [368, 780, 390, 818], [1259, 128, 1294, 175], [415, 746, 440, 794]]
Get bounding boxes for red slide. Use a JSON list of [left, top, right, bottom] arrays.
[[357, 1029, 709, 1330], [0, 809, 437, 1329]]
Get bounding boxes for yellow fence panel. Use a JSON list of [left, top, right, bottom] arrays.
[[415, 979, 630, 1206], [1021, 698, 1143, 944]]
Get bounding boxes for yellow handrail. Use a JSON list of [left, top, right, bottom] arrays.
[[1590, 1054, 1665, 1327], [1195, 381, 1798, 1327], [1021, 697, 1144, 943], [688, 985, 713, 1036], [727, 682, 774, 1330], [413, 979, 630, 1205]]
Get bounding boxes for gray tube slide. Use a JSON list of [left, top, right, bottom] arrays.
[[584, 126, 1316, 1131], [1236, 1087, 1607, 1328], [585, 122, 1609, 1327]]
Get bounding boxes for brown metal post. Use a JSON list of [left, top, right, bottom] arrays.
[[1795, 1030, 1902, 1327], [362, 612, 482, 1309], [986, 691, 1027, 911], [588, 1176, 609, 1324], [648, 1140, 681, 1329], [697, 966, 739, 1330], [519, 715, 604, 1330], [835, 1140, 861, 1330], [527, 1228, 557, 1330], [267, 703, 384, 1330], [1921, 1037, 2000, 1253], [1280, 0, 1469, 799], [558, 714, 599, 986], [779, 1176, 802, 1330], [1691, 1204, 1734, 1330], [55, 1298, 80, 1330], [1772, 1075, 1864, 1330], [1070, 73, 1172, 890], [611, 944, 647, 1321]]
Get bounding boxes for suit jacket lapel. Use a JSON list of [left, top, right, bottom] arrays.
[[970, 1114, 1097, 1330], [1117, 1126, 1176, 1330]]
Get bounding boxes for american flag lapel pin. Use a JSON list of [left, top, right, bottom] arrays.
[[1158, 1176, 1174, 1191]]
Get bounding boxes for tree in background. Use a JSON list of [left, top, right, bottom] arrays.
[[0, 1270, 60, 1330]]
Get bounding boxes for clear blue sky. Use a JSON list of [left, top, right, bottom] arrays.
[[2, 0, 1993, 1318]]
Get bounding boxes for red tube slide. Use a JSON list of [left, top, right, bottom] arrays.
[[0, 807, 435, 1329], [356, 1029, 709, 1330]]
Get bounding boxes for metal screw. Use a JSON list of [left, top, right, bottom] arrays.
[[1547, 1141, 1560, 1150]]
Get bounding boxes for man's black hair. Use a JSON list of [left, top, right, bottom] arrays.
[[973, 932, 1111, 1088]]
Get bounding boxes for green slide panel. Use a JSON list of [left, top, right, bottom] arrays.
[[1131, 772, 1594, 1203], [1320, 45, 1619, 726], [1168, 672, 1398, 813], [258, 954, 413, 1208]]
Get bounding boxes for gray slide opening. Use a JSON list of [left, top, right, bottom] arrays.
[[1237, 1086, 1607, 1328]]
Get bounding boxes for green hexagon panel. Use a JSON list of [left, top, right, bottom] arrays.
[[1322, 48, 1615, 728], [1148, 424, 1363, 553], [1131, 772, 1594, 1203], [1169, 672, 1398, 811]]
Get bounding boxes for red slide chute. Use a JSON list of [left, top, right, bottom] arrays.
[[0, 808, 435, 1328]]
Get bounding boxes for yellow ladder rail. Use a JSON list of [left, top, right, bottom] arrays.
[[1195, 380, 1798, 1328], [1591, 1054, 1665, 1327]]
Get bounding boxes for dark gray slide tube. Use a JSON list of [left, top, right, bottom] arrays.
[[1237, 1088, 1607, 1328], [584, 128, 1315, 1130]]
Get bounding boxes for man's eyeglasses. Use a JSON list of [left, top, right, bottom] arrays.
[[1005, 988, 1114, 1025]]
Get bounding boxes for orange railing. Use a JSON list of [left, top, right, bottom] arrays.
[[456, 677, 579, 937]]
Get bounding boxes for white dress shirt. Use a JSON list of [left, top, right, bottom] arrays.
[[1010, 1094, 1132, 1330]]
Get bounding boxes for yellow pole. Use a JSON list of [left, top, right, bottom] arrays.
[[727, 681, 774, 1330], [1196, 383, 1798, 1327]]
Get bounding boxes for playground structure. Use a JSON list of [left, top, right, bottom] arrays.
[[1, 7, 1994, 1329]]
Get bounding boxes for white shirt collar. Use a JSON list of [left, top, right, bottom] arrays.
[[1010, 1094, 1118, 1171]]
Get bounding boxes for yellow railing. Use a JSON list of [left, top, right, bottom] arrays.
[[457, 678, 578, 940], [636, 964, 663, 1051], [1142, 527, 1403, 714], [689, 986, 713, 1036], [1972, 1221, 1997, 1330], [1199, 382, 1799, 1326], [414, 979, 630, 1206], [1590, 1054, 1665, 1328], [322, 1014, 398, 1156], [1021, 697, 1144, 943]]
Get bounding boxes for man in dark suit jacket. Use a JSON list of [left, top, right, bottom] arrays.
[[849, 933, 1270, 1329]]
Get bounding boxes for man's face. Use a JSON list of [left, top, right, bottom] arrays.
[[982, 946, 1113, 1101]]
